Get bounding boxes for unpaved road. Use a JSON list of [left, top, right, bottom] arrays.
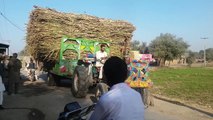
[[0, 71, 212, 120], [145, 99, 212, 120]]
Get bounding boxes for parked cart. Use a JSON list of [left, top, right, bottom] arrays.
[[125, 54, 154, 107]]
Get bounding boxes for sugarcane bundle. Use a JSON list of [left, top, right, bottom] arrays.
[[27, 7, 135, 62]]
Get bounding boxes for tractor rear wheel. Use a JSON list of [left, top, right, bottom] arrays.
[[71, 66, 91, 98]]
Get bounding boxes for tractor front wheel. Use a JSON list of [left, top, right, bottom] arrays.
[[47, 73, 56, 86], [95, 83, 109, 100], [47, 73, 60, 86]]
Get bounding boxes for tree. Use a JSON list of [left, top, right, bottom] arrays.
[[198, 48, 213, 61], [130, 40, 148, 53], [198, 50, 204, 59], [149, 33, 189, 66], [206, 48, 213, 61], [19, 46, 30, 56], [186, 50, 196, 67], [193, 52, 200, 59], [130, 40, 140, 50]]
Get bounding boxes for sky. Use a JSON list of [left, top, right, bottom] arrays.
[[0, 0, 213, 54]]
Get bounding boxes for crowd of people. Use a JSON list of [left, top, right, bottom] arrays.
[[0, 53, 22, 110]]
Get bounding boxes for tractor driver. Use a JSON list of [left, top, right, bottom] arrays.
[[95, 44, 108, 79]]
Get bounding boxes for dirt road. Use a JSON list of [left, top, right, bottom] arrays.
[[0, 71, 212, 120], [145, 99, 212, 120]]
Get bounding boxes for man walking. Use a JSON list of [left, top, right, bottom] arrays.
[[7, 53, 22, 95]]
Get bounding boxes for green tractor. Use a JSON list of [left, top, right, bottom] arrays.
[[47, 36, 110, 98]]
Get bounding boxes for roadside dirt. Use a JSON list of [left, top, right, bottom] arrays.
[[145, 98, 212, 120], [0, 80, 92, 120]]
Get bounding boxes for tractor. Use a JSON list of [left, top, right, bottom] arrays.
[[47, 36, 110, 98]]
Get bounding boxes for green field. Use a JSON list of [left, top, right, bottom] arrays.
[[150, 67, 213, 108]]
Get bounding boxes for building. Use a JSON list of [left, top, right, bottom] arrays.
[[0, 43, 9, 55]]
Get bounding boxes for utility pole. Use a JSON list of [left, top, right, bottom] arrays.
[[201, 37, 208, 67]]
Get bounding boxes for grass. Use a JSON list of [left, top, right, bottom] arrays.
[[150, 67, 213, 108]]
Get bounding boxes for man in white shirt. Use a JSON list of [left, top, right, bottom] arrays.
[[95, 44, 108, 79], [90, 56, 144, 120]]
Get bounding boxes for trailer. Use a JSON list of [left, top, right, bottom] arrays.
[[125, 52, 154, 107]]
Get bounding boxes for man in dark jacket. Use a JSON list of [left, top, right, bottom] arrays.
[[1, 55, 9, 92], [7, 53, 22, 95], [0, 55, 4, 78]]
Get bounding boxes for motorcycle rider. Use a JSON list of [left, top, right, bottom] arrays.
[[27, 58, 36, 81], [90, 56, 144, 120]]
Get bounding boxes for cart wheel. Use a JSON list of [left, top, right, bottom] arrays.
[[140, 88, 154, 107]]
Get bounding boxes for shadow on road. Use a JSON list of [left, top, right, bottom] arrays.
[[19, 71, 55, 97]]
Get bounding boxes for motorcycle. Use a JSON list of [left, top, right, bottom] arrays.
[[58, 97, 97, 120], [28, 69, 36, 82]]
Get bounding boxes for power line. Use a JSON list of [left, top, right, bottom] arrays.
[[0, 11, 25, 32], [0, 0, 7, 41], [2, 0, 5, 13]]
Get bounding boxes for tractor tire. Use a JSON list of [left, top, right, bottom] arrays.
[[47, 73, 56, 86], [71, 66, 91, 98], [95, 83, 109, 100], [47, 73, 60, 86]]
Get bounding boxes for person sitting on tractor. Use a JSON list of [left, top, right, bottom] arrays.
[[95, 44, 108, 79]]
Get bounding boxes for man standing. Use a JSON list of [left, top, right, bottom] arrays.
[[7, 53, 22, 95], [95, 44, 108, 79], [0, 54, 4, 81], [0, 55, 5, 109], [2, 55, 10, 92], [90, 56, 144, 120], [0, 75, 5, 110]]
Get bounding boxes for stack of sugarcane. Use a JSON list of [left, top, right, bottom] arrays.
[[27, 6, 135, 62]]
